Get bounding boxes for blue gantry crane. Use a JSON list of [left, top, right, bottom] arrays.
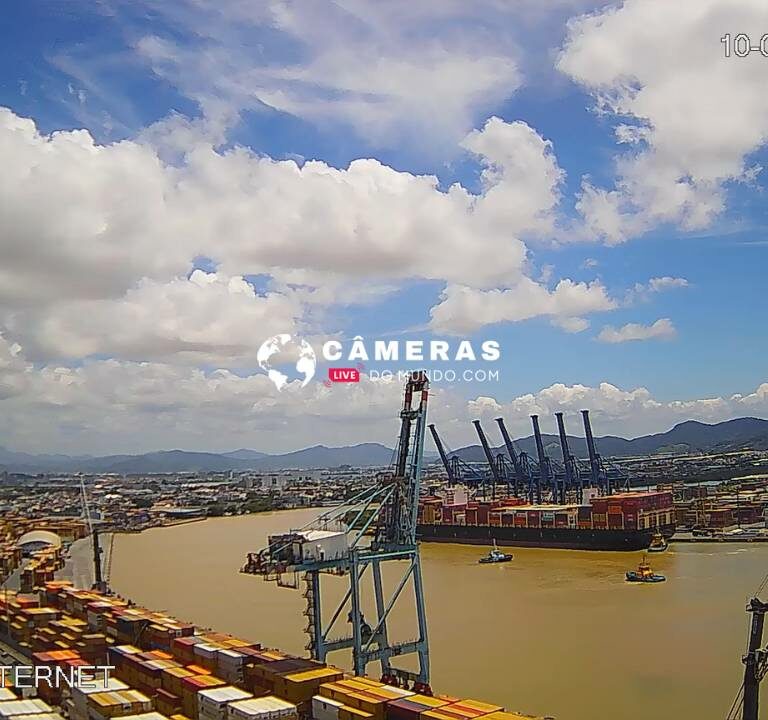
[[241, 371, 432, 691], [429, 409, 629, 504], [495, 417, 538, 503], [472, 420, 504, 500], [580, 409, 629, 494], [427, 423, 488, 488]]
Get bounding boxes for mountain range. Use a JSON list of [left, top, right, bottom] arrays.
[[1, 417, 766, 475], [447, 417, 768, 464]]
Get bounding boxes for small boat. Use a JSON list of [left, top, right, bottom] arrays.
[[479, 542, 513, 564], [626, 555, 665, 583], [647, 531, 668, 553]]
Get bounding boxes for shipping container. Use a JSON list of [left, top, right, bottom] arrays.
[[312, 696, 343, 720], [227, 697, 296, 720], [0, 700, 53, 718], [198, 686, 252, 720]]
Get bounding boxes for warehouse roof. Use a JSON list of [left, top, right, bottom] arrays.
[[16, 530, 62, 550]]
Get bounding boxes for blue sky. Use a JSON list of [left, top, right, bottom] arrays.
[[1, 0, 767, 453]]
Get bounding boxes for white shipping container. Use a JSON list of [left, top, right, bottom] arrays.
[[311, 695, 342, 720], [198, 687, 252, 720], [12, 714, 64, 720], [0, 692, 15, 703], [227, 697, 296, 720], [0, 700, 53, 718]]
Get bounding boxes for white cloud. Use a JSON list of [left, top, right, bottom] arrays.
[[131, 2, 523, 152], [12, 271, 302, 365], [0, 337, 470, 454], [551, 316, 590, 333], [597, 318, 676, 344], [647, 276, 688, 292], [1, 332, 765, 453], [0, 108, 191, 309], [468, 381, 768, 440], [558, 0, 768, 242], [430, 278, 616, 334], [624, 275, 689, 304], [1, 109, 595, 362]]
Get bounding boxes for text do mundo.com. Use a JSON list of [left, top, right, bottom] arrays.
[[365, 368, 500, 383]]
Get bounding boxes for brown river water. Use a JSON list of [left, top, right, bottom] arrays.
[[76, 510, 768, 720]]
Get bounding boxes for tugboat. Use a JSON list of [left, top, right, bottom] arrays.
[[626, 555, 666, 583], [479, 541, 513, 564], [647, 531, 669, 553]]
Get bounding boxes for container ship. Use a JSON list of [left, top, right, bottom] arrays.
[[417, 491, 675, 551]]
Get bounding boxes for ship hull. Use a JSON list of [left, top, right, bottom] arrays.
[[417, 523, 676, 551]]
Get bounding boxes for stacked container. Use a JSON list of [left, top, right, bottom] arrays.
[[86, 690, 153, 720], [0, 700, 53, 719], [385, 694, 450, 720], [70, 679, 130, 720], [227, 697, 297, 720], [181, 675, 226, 719], [198, 686, 252, 720]]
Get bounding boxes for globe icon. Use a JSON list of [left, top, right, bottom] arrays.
[[257, 334, 317, 390]]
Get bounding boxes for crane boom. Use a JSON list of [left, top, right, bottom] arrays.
[[428, 423, 455, 484], [581, 409, 607, 495], [531, 415, 551, 503], [494, 418, 523, 484], [472, 420, 501, 498], [555, 412, 580, 504]]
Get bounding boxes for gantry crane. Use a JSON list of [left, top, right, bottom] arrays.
[[495, 417, 537, 503], [427, 423, 487, 488], [472, 420, 503, 500], [241, 372, 432, 690], [725, 583, 768, 720], [555, 412, 582, 503], [581, 410, 629, 494], [80, 478, 108, 593]]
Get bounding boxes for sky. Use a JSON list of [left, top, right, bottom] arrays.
[[1, 0, 767, 455]]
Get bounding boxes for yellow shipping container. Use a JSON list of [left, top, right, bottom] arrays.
[[450, 700, 503, 715], [338, 707, 373, 720], [272, 668, 344, 704]]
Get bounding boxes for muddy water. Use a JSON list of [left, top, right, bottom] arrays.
[[97, 510, 765, 720]]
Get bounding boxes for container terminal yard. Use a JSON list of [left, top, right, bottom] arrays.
[[3, 376, 768, 718]]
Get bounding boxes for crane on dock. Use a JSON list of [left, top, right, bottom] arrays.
[[472, 420, 503, 500], [581, 410, 629, 495], [725, 576, 768, 720], [427, 423, 487, 488], [495, 417, 536, 503], [555, 412, 582, 503], [80, 478, 109, 593], [241, 371, 432, 691], [531, 415, 557, 502]]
